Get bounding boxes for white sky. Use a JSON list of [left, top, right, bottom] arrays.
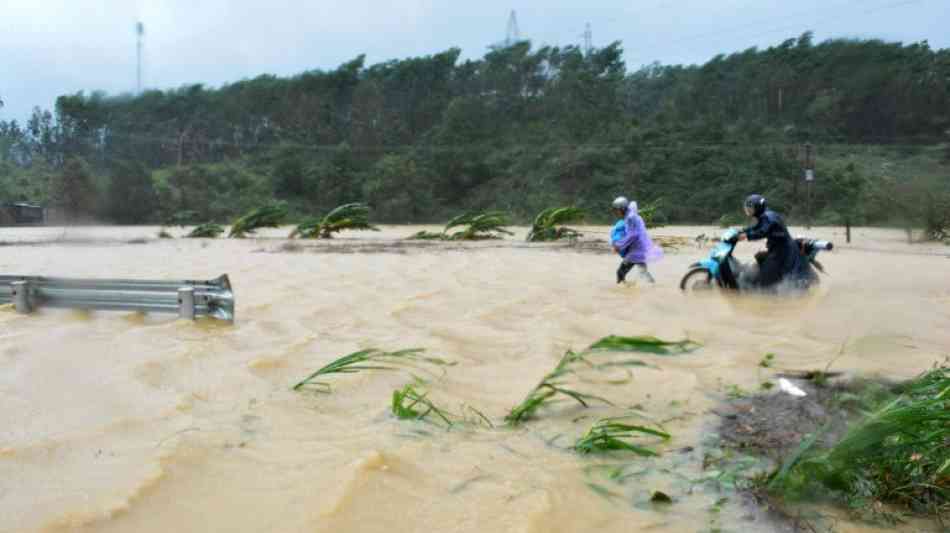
[[1, 0, 948, 123]]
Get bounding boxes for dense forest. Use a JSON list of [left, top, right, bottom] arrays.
[[1, 32, 948, 232]]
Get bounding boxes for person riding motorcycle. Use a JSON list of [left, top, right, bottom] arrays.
[[735, 194, 805, 289]]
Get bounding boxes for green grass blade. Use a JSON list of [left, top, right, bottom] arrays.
[[587, 335, 701, 355], [292, 348, 445, 391]]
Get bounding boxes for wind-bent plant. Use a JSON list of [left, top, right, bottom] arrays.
[[505, 335, 700, 425], [408, 211, 513, 241], [187, 222, 224, 238], [574, 417, 671, 456], [505, 349, 613, 426], [289, 203, 379, 239], [770, 365, 949, 521], [228, 203, 288, 238], [292, 348, 452, 392], [526, 207, 586, 242], [638, 199, 664, 229], [445, 211, 513, 240], [391, 384, 455, 428]]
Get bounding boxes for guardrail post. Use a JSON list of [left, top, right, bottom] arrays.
[[178, 287, 195, 320], [12, 281, 32, 314]]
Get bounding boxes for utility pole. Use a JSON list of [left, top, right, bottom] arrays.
[[136, 22, 145, 93], [802, 142, 815, 229]]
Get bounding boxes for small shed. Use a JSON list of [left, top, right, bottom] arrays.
[[0, 203, 46, 226]]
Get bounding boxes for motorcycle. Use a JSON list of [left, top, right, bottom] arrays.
[[679, 228, 833, 292]]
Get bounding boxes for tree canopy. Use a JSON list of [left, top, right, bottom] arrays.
[[1, 33, 948, 227]]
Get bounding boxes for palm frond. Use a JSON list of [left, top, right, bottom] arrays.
[[290, 203, 378, 239], [527, 206, 586, 242], [444, 212, 478, 232], [404, 211, 513, 241], [446, 211, 513, 240], [319, 203, 378, 237], [228, 203, 288, 238], [289, 217, 323, 239]]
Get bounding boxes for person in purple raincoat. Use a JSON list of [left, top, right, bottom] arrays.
[[610, 196, 663, 284]]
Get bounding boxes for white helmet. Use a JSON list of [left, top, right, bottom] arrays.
[[612, 196, 629, 210]]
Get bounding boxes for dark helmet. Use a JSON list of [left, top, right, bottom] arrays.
[[744, 194, 767, 216]]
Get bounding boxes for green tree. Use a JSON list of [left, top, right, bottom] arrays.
[[49, 157, 97, 219], [106, 160, 156, 223], [363, 154, 434, 221]]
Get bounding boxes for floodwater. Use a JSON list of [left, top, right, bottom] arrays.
[[1, 224, 947, 533]]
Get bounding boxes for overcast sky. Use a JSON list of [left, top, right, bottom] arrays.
[[2, 0, 947, 123]]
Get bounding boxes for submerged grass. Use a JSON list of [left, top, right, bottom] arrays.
[[390, 384, 494, 429], [769, 365, 950, 523], [292, 348, 452, 392], [504, 349, 613, 426], [574, 417, 671, 456], [587, 335, 701, 355], [391, 384, 454, 428], [505, 335, 700, 425]]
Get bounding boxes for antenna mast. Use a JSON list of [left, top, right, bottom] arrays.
[[136, 22, 145, 93], [582, 22, 592, 54], [505, 10, 520, 46]]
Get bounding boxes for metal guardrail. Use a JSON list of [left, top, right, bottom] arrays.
[[0, 274, 234, 322]]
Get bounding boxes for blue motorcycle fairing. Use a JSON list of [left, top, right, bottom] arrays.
[[698, 258, 720, 277], [720, 228, 740, 242]]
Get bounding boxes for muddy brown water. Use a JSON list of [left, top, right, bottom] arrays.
[[1, 225, 947, 533]]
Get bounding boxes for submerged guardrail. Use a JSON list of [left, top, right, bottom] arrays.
[[0, 274, 234, 322]]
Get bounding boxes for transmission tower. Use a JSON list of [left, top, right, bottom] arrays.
[[582, 22, 592, 54], [505, 10, 520, 46], [136, 22, 145, 93]]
